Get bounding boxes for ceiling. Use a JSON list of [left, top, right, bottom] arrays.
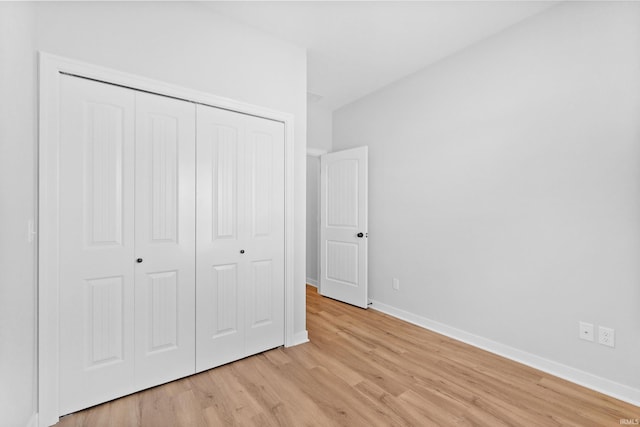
[[203, 1, 557, 111]]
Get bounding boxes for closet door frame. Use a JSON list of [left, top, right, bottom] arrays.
[[38, 52, 297, 427]]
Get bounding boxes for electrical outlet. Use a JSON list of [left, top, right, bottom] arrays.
[[579, 322, 594, 342], [598, 326, 615, 348], [392, 278, 400, 291]]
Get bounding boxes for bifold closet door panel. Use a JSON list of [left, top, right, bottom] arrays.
[[58, 75, 137, 415], [58, 77, 198, 414], [56, 71, 285, 415], [195, 104, 285, 372], [195, 106, 247, 371], [134, 92, 196, 390], [243, 115, 285, 356]]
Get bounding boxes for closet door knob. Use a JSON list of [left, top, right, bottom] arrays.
[[136, 258, 143, 263], [357, 232, 364, 238], [240, 250, 245, 254]]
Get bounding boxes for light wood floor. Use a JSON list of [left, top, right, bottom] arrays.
[[58, 285, 639, 427]]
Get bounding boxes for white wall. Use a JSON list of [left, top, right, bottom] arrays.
[[306, 101, 332, 285], [306, 155, 321, 285], [0, 3, 307, 425], [307, 101, 333, 153], [0, 4, 38, 426], [334, 2, 640, 399]]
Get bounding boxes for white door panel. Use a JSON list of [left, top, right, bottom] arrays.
[[244, 118, 285, 356], [134, 92, 196, 390], [320, 147, 368, 308], [57, 74, 285, 415], [196, 106, 246, 371], [59, 78, 198, 413], [58, 75, 136, 414], [196, 105, 284, 372]]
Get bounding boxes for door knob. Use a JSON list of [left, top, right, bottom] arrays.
[[357, 232, 364, 238], [136, 258, 143, 263], [240, 249, 245, 254]]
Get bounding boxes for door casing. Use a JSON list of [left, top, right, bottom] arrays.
[[38, 52, 297, 427]]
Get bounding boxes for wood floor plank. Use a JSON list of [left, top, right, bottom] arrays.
[[174, 389, 208, 427], [57, 285, 640, 426], [207, 365, 265, 425], [248, 353, 337, 426], [137, 385, 179, 427], [107, 394, 140, 427], [226, 358, 295, 427]]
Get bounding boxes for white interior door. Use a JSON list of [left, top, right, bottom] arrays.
[[195, 106, 246, 370], [58, 75, 136, 414], [58, 77, 198, 414], [320, 146, 368, 308], [133, 92, 196, 390], [40, 56, 296, 426], [195, 105, 285, 372], [243, 113, 285, 356]]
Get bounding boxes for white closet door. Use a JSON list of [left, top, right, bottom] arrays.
[[134, 92, 196, 389], [58, 75, 136, 415], [195, 105, 285, 372], [243, 115, 285, 356], [196, 106, 247, 371]]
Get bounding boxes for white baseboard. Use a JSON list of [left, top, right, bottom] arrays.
[[288, 330, 309, 347], [370, 299, 640, 407], [306, 278, 318, 288], [26, 412, 38, 427]]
